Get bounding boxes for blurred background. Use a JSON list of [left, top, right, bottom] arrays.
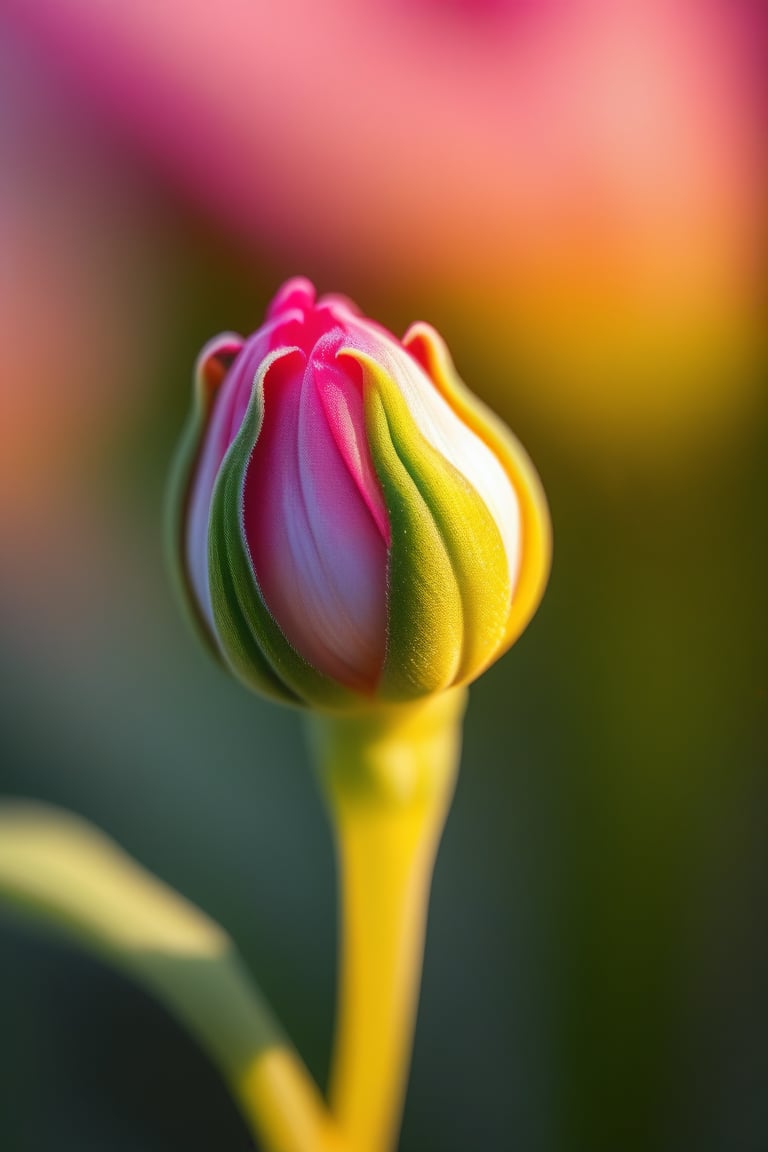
[[0, 1, 766, 1149]]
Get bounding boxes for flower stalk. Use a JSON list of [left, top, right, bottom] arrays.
[[309, 688, 467, 1152], [167, 276, 551, 1151], [236, 1047, 344, 1152]]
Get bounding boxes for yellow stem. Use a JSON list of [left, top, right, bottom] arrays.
[[309, 688, 467, 1152], [236, 1047, 345, 1152]]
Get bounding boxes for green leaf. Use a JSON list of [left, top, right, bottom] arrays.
[[0, 803, 282, 1080]]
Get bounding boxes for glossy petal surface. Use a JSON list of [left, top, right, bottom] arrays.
[[245, 347, 388, 691]]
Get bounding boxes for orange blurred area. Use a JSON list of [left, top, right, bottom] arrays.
[[3, 0, 765, 460], [0, 34, 168, 597]]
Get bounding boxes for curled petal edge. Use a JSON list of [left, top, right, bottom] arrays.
[[344, 346, 513, 693], [208, 348, 368, 711], [403, 323, 552, 653], [167, 332, 244, 662]]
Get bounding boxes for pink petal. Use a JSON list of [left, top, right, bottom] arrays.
[[314, 337, 390, 545], [244, 351, 388, 690], [184, 311, 302, 631], [267, 276, 316, 321]]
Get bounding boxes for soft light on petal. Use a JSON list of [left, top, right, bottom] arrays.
[[404, 321, 552, 651], [172, 277, 550, 707], [316, 340, 390, 544], [244, 350, 388, 691], [344, 323, 522, 591]]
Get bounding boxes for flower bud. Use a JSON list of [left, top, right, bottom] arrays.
[[171, 278, 550, 710]]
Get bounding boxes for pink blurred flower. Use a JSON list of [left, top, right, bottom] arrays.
[[173, 279, 550, 706], [7, 0, 766, 455], [0, 21, 163, 606]]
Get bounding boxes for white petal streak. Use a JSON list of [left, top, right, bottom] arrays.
[[353, 328, 522, 588]]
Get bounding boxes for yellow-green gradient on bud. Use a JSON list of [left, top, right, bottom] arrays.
[[172, 280, 551, 710]]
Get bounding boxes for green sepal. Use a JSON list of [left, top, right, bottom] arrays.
[[403, 322, 552, 656], [208, 349, 361, 711], [166, 339, 239, 665], [359, 383, 462, 697], [344, 348, 512, 695]]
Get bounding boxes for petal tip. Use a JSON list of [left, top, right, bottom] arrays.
[[267, 276, 317, 320]]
